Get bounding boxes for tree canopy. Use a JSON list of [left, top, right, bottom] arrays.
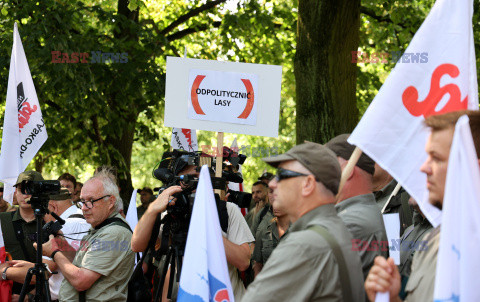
[[1, 0, 479, 205]]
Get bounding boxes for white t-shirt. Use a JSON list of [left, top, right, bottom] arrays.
[[222, 203, 255, 302], [49, 206, 91, 300]]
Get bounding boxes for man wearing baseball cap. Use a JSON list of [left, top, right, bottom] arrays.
[[326, 134, 388, 280], [242, 142, 364, 301], [0, 171, 55, 298], [137, 187, 155, 219]]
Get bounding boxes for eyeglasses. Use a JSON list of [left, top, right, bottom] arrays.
[[76, 195, 111, 209], [275, 168, 311, 182]]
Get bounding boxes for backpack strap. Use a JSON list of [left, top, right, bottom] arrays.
[[308, 225, 353, 302], [94, 217, 132, 233]]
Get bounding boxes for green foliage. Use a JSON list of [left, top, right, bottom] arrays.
[[357, 0, 435, 115], [0, 0, 296, 193]]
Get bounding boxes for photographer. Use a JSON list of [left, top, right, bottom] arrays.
[[131, 155, 254, 301], [39, 170, 134, 301], [0, 171, 56, 300]]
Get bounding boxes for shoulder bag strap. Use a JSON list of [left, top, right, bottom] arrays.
[[308, 225, 353, 302]]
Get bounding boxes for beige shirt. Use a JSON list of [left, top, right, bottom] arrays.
[[59, 213, 135, 302], [404, 226, 440, 302], [242, 204, 365, 302]]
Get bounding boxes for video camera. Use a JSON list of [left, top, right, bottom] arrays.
[[20, 180, 65, 242], [20, 180, 61, 197], [153, 147, 251, 209]]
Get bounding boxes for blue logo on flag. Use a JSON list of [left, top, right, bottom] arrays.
[[177, 271, 231, 302]]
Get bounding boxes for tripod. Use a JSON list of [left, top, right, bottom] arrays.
[[18, 196, 63, 302], [152, 214, 188, 302]]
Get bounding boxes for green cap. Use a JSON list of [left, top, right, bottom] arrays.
[[326, 134, 375, 175], [49, 188, 71, 201], [14, 171, 44, 187], [262, 142, 341, 195]]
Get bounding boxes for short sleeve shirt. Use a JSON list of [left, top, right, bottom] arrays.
[[59, 213, 135, 302], [223, 202, 254, 302]]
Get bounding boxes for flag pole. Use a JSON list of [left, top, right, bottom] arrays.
[[337, 146, 362, 199], [381, 183, 402, 214], [215, 132, 225, 199]]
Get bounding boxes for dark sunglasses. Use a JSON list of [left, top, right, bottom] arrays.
[[275, 168, 311, 182]]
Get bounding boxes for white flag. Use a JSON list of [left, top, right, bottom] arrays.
[[125, 189, 138, 230], [178, 165, 234, 302], [348, 0, 478, 227], [0, 23, 48, 202], [433, 115, 480, 301], [171, 127, 198, 151]]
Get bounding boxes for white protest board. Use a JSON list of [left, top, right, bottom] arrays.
[[164, 56, 282, 137], [382, 213, 400, 265]]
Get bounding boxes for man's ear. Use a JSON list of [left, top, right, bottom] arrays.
[[302, 175, 316, 197], [109, 196, 116, 210]]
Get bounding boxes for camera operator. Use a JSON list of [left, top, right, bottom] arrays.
[[38, 170, 134, 301], [132, 161, 255, 301], [0, 171, 56, 300]]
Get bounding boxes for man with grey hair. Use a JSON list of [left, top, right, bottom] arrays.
[[40, 170, 134, 301]]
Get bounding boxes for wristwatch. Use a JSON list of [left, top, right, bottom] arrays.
[[1, 266, 8, 281]]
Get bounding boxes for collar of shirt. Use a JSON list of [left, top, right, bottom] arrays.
[[335, 193, 376, 214], [289, 203, 338, 233], [374, 179, 398, 199]]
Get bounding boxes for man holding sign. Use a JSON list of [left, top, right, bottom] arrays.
[[365, 110, 480, 301]]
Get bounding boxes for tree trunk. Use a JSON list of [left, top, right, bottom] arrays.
[[106, 119, 136, 210], [295, 0, 361, 144]]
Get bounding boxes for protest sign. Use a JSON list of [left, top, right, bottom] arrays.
[[165, 56, 282, 137]]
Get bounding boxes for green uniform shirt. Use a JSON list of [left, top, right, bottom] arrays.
[[252, 218, 288, 265], [136, 205, 147, 220], [242, 204, 365, 302], [244, 209, 256, 229], [250, 205, 274, 239], [404, 226, 440, 302], [374, 180, 413, 235], [0, 209, 37, 261], [0, 209, 38, 294], [59, 213, 135, 302], [398, 212, 433, 278], [335, 193, 389, 279]]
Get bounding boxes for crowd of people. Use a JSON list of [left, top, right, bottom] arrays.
[[0, 109, 478, 301]]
